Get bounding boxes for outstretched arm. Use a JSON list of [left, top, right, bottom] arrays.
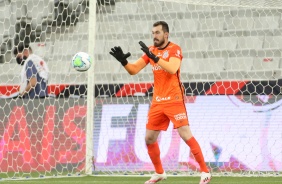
[[123, 58, 147, 75], [109, 46, 147, 75]]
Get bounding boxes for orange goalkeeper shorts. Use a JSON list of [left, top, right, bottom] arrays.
[[146, 102, 189, 131]]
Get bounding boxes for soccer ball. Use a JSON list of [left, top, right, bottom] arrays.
[[72, 52, 92, 72]]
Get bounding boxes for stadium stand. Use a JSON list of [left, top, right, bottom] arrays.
[[181, 58, 225, 81], [1, 0, 282, 84], [220, 57, 254, 80]]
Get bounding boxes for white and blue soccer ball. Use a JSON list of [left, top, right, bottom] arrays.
[[72, 52, 92, 72]]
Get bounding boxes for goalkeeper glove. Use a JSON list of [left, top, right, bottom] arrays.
[[109, 46, 131, 66], [139, 41, 160, 63]]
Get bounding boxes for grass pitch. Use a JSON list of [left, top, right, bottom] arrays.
[[2, 176, 282, 184]]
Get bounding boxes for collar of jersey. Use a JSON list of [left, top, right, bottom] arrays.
[[157, 41, 171, 50]]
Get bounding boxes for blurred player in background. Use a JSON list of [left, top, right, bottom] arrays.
[[13, 43, 49, 98], [110, 21, 212, 184]]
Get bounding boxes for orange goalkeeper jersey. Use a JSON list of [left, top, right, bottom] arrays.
[[142, 41, 185, 104]]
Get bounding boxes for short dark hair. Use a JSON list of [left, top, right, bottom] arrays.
[[13, 43, 31, 56], [153, 21, 169, 33]]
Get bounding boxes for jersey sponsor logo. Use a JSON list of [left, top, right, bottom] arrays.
[[152, 64, 163, 71], [174, 113, 187, 121], [162, 50, 169, 59], [156, 96, 171, 102]]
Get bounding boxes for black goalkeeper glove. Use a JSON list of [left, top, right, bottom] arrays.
[[139, 41, 160, 63], [109, 46, 131, 66]]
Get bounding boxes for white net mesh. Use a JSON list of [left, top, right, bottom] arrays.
[[95, 0, 282, 177], [0, 0, 282, 180], [0, 0, 89, 180]]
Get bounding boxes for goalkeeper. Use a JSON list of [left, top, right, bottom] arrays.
[[110, 21, 211, 184]]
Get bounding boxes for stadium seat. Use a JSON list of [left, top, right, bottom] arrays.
[[181, 58, 225, 81], [225, 17, 254, 30], [102, 13, 131, 22], [184, 37, 211, 51], [95, 60, 120, 73], [0, 21, 10, 41], [101, 39, 131, 61], [240, 0, 265, 7], [104, 39, 130, 55], [224, 57, 254, 71], [253, 16, 280, 30], [94, 60, 119, 83], [26, 0, 53, 29], [0, 1, 14, 38], [63, 72, 88, 84], [99, 21, 124, 35], [13, 0, 26, 19], [162, 1, 187, 13], [137, 1, 163, 14], [49, 59, 88, 84], [212, 4, 239, 11], [0, 2, 12, 20], [53, 40, 82, 57], [0, 62, 21, 75], [51, 40, 89, 63], [123, 20, 153, 34], [198, 18, 226, 31], [263, 36, 282, 49], [252, 57, 280, 70], [173, 19, 198, 33], [73, 21, 98, 35], [187, 3, 212, 12], [48, 59, 70, 75], [0, 5, 14, 38], [210, 37, 238, 51], [247, 57, 280, 80], [68, 0, 82, 11], [220, 57, 253, 80], [237, 36, 264, 50], [114, 2, 138, 15]]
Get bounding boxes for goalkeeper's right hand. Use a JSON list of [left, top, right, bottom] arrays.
[[109, 46, 131, 66]]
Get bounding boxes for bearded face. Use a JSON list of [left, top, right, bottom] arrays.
[[153, 37, 165, 47], [152, 25, 168, 48]]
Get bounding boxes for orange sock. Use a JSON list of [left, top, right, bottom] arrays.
[[186, 137, 209, 173], [147, 142, 164, 174]]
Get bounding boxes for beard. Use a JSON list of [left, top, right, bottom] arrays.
[[154, 38, 165, 47]]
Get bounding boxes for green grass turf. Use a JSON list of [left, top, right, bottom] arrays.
[[2, 176, 282, 184]]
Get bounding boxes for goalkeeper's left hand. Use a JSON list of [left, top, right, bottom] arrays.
[[139, 41, 160, 63], [109, 46, 131, 66]]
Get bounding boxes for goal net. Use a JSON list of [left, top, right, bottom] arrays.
[[0, 0, 282, 180]]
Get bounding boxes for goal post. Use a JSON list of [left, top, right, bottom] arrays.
[[86, 0, 96, 175], [0, 0, 282, 181]]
